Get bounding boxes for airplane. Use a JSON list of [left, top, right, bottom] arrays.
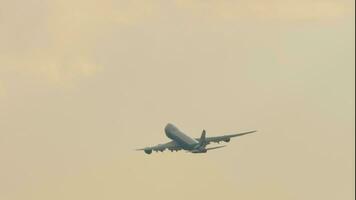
[[136, 123, 257, 154]]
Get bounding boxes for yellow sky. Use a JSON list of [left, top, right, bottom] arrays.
[[0, 1, 354, 200]]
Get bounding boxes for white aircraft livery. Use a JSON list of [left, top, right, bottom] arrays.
[[137, 123, 257, 154]]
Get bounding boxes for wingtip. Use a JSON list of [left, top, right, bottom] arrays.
[[244, 130, 257, 134]]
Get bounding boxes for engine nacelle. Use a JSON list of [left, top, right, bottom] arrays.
[[144, 149, 152, 154], [224, 138, 230, 143]]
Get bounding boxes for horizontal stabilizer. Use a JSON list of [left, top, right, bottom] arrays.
[[206, 145, 226, 151]]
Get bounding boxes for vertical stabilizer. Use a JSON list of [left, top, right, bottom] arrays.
[[199, 130, 207, 147]]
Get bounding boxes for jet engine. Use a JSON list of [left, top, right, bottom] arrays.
[[224, 138, 230, 143], [144, 149, 152, 154]]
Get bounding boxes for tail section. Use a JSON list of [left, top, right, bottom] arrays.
[[199, 130, 207, 147]]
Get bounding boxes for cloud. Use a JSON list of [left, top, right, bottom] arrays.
[[0, 0, 159, 86], [0, 0, 353, 87], [30, 57, 99, 85], [0, 53, 100, 87], [175, 0, 353, 22]]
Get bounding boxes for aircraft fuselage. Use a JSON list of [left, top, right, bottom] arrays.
[[165, 123, 199, 150]]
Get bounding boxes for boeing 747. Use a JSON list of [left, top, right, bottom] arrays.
[[137, 123, 256, 154]]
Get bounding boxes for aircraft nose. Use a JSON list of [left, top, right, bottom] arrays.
[[165, 123, 174, 128], [165, 123, 178, 133], [165, 123, 173, 131]]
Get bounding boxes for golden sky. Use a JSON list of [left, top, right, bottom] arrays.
[[0, 1, 354, 200]]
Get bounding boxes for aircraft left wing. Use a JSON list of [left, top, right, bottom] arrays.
[[197, 130, 257, 144], [136, 141, 182, 153]]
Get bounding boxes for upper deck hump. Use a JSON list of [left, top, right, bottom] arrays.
[[165, 123, 198, 147]]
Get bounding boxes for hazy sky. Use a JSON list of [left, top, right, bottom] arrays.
[[0, 1, 355, 200]]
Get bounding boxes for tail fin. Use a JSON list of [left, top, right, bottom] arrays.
[[199, 130, 206, 146]]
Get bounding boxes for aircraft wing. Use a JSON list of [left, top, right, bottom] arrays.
[[136, 141, 182, 152], [199, 130, 257, 144]]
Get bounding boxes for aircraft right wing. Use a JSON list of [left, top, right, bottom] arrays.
[[202, 130, 257, 144]]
